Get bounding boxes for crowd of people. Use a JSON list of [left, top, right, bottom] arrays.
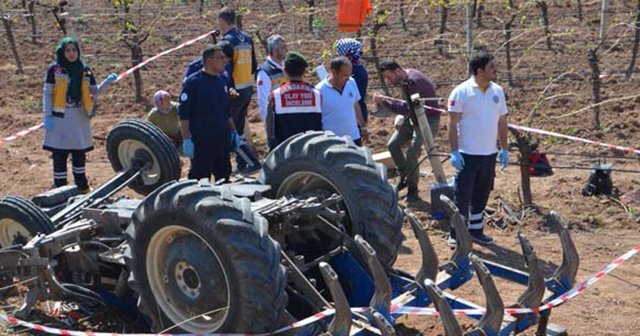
[[42, 7, 509, 246]]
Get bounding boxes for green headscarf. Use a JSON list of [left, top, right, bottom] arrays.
[[55, 37, 85, 104]]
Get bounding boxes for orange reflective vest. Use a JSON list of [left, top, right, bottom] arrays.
[[337, 0, 372, 32]]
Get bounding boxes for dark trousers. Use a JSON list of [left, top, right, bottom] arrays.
[[231, 86, 254, 169], [188, 138, 231, 182], [52, 149, 89, 190], [450, 153, 497, 239]]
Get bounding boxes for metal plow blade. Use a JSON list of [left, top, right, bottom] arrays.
[[515, 232, 545, 310], [319, 262, 351, 336], [439, 195, 472, 263], [355, 235, 392, 317], [405, 209, 438, 284], [549, 211, 579, 290], [424, 279, 464, 336], [469, 254, 505, 336]]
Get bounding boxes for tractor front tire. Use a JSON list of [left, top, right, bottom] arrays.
[[259, 131, 404, 267], [0, 196, 54, 247], [107, 119, 181, 196], [126, 180, 287, 334]]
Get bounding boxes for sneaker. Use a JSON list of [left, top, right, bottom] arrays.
[[78, 187, 92, 194], [447, 235, 457, 248], [406, 187, 421, 203], [470, 232, 495, 246]]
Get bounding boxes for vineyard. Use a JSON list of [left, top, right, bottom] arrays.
[[0, 0, 639, 335]]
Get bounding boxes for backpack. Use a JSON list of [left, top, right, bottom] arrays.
[[528, 150, 553, 177], [582, 163, 613, 196]]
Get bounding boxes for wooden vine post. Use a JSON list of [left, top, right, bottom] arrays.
[[21, 0, 37, 43], [625, 0, 640, 81], [303, 0, 315, 33], [599, 0, 610, 44], [0, 10, 24, 74], [509, 128, 535, 206], [51, 1, 68, 35], [588, 47, 602, 129], [115, 0, 156, 103], [399, 0, 407, 31], [576, 0, 583, 21], [496, 0, 516, 86], [536, 1, 553, 52], [436, 0, 449, 56], [370, 8, 391, 96], [466, 0, 473, 58]]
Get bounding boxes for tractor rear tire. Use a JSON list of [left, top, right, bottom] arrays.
[[126, 180, 287, 334], [0, 196, 54, 247], [258, 131, 404, 267], [107, 119, 181, 196]]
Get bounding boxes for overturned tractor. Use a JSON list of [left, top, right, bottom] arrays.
[[0, 119, 578, 335]]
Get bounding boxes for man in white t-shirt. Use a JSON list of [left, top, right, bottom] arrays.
[[447, 51, 509, 246], [316, 56, 368, 145]]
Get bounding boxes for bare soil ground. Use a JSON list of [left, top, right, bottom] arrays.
[[0, 1, 639, 335]]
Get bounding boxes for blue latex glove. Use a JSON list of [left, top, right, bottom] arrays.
[[450, 150, 465, 171], [499, 148, 509, 170], [182, 138, 195, 159], [230, 130, 242, 151], [104, 73, 118, 84], [43, 116, 54, 130]]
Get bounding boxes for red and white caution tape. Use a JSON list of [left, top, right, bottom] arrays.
[[377, 94, 640, 156], [0, 123, 43, 144], [509, 124, 640, 155], [2, 244, 637, 335], [376, 94, 447, 114], [0, 29, 216, 146], [393, 244, 640, 316], [115, 29, 217, 82], [0, 308, 337, 336]]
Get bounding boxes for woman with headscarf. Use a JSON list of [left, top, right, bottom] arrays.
[[335, 38, 369, 122], [42, 36, 118, 193], [146, 90, 181, 147]]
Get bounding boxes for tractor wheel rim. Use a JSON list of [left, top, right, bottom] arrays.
[[277, 171, 352, 215], [117, 139, 161, 185], [0, 218, 32, 247], [146, 225, 230, 333]]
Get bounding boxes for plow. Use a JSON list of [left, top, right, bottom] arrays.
[[0, 119, 581, 335]]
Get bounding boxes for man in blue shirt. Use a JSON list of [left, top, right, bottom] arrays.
[[179, 44, 236, 181]]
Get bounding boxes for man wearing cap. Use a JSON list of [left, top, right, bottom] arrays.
[[179, 44, 235, 182], [256, 34, 288, 130], [266, 52, 322, 149]]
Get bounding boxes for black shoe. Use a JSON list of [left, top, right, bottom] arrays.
[[470, 231, 495, 246], [406, 188, 421, 203], [387, 167, 400, 178]]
